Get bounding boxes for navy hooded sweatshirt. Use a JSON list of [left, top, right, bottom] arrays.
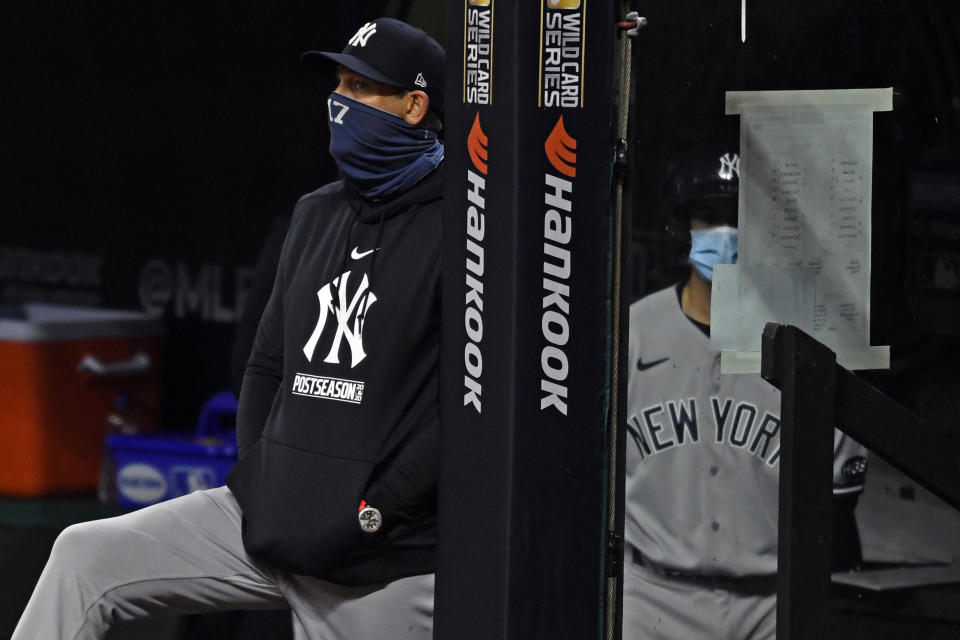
[[227, 165, 443, 586]]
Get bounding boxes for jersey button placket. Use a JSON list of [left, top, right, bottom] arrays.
[[707, 355, 722, 536]]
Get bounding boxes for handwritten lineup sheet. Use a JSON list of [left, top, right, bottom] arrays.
[[712, 89, 892, 373]]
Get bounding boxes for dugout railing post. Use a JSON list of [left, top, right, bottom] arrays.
[[760, 323, 960, 640], [760, 323, 836, 640]]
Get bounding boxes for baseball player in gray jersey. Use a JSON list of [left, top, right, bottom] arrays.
[[622, 147, 867, 640]]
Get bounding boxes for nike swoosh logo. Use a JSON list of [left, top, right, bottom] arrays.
[[636, 357, 669, 371], [351, 247, 378, 260]]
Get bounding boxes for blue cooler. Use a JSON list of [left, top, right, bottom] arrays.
[[102, 391, 239, 509]]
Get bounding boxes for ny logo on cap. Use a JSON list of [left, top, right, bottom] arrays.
[[718, 152, 740, 181], [349, 22, 377, 47]]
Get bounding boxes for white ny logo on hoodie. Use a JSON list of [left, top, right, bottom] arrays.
[[303, 271, 377, 368]]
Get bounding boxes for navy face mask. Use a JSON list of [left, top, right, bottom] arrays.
[[327, 92, 444, 201]]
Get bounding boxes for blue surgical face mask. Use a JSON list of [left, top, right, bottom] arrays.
[[327, 92, 444, 200], [689, 225, 738, 281]]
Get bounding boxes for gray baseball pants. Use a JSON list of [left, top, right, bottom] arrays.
[[13, 486, 434, 640]]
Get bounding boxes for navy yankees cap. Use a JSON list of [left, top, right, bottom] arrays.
[[301, 18, 445, 116], [667, 143, 741, 226]]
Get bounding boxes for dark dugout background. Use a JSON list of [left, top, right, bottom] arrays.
[[3, 0, 953, 441], [628, 0, 960, 424], [0, 0, 959, 637], [0, 1, 438, 637], [0, 0, 409, 428], [627, 2, 960, 635]]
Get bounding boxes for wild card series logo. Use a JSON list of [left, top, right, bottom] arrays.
[[464, 0, 493, 104], [539, 0, 585, 108]]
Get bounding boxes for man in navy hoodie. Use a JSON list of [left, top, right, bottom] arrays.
[[15, 18, 445, 640]]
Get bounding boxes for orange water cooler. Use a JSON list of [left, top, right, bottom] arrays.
[[0, 304, 163, 496]]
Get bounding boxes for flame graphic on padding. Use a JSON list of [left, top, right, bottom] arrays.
[[544, 115, 576, 178], [467, 113, 489, 175]]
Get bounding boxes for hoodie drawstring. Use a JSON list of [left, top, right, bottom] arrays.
[[357, 207, 388, 333], [331, 204, 359, 309]]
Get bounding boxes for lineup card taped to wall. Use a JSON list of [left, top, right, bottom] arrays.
[[714, 89, 892, 373]]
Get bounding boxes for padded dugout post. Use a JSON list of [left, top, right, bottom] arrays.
[[761, 323, 836, 640], [436, 1, 619, 639]]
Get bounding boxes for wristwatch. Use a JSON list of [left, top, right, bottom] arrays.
[[358, 500, 382, 534]]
